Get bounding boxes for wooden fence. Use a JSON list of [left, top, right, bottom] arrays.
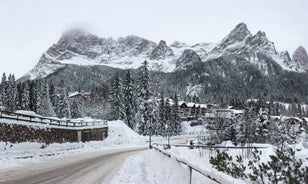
[[0, 110, 107, 128]]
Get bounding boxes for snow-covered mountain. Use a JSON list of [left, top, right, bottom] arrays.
[[21, 23, 307, 81]]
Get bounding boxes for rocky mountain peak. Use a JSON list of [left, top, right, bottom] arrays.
[[175, 49, 202, 70], [225, 22, 251, 42], [248, 31, 268, 45], [46, 29, 112, 60], [293, 46, 308, 68], [246, 30, 277, 55], [150, 40, 174, 60], [213, 22, 252, 51]]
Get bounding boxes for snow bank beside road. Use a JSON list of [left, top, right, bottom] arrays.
[[0, 120, 147, 169], [102, 120, 147, 146], [111, 149, 217, 184]]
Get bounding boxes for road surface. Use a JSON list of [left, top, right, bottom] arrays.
[[0, 147, 145, 184]]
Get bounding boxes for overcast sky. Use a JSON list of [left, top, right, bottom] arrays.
[[0, 0, 307, 78]]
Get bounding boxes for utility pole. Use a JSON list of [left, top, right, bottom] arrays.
[[165, 121, 170, 149], [148, 112, 153, 149], [167, 121, 170, 146]]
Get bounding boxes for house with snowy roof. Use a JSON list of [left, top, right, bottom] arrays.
[[69, 92, 87, 100], [178, 101, 209, 121]]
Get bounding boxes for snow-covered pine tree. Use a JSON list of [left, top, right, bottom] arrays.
[[236, 107, 256, 145], [255, 107, 270, 143], [137, 61, 151, 100], [135, 60, 152, 135], [70, 99, 81, 118], [29, 80, 38, 112], [170, 93, 181, 135], [157, 92, 166, 136], [164, 99, 172, 136], [122, 70, 135, 129], [4, 74, 18, 111], [149, 97, 160, 135], [56, 87, 71, 118], [21, 81, 31, 110], [0, 72, 7, 106], [109, 71, 124, 120], [16, 83, 23, 110], [36, 83, 55, 117], [49, 82, 56, 107]]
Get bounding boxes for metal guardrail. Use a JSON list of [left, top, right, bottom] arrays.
[[171, 144, 267, 149], [152, 144, 221, 184], [0, 110, 107, 128]]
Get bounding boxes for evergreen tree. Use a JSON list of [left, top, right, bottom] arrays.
[[109, 71, 124, 120], [21, 82, 30, 110], [17, 83, 23, 110], [56, 87, 71, 118], [236, 107, 256, 145], [3, 74, 18, 111], [122, 71, 135, 129], [164, 99, 172, 136], [49, 82, 56, 107], [0, 72, 7, 106], [157, 92, 166, 136], [255, 107, 270, 143], [136, 60, 152, 135], [36, 83, 55, 116], [224, 112, 237, 143], [29, 81, 38, 112], [137, 61, 151, 100], [170, 94, 181, 135], [71, 99, 81, 118]]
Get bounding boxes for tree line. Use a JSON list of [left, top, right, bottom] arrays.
[[0, 61, 182, 136], [0, 73, 79, 119], [108, 61, 181, 136]]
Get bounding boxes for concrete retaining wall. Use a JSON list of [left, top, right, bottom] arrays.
[[0, 122, 108, 144]]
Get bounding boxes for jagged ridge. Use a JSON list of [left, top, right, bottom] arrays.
[[21, 22, 307, 81]]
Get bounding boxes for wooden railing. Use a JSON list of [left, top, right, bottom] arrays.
[[171, 144, 267, 149], [0, 110, 107, 128], [152, 144, 221, 184]]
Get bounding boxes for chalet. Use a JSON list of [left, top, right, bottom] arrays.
[[69, 92, 87, 100], [283, 117, 305, 133], [178, 101, 209, 121], [200, 104, 207, 115], [284, 117, 302, 125]]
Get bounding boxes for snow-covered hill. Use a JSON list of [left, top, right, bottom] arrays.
[[21, 23, 307, 80]]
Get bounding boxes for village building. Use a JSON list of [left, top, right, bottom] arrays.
[[68, 92, 87, 100]]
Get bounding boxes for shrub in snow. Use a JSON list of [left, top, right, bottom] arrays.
[[210, 150, 246, 179], [210, 146, 308, 183], [266, 147, 307, 184], [247, 148, 268, 183]]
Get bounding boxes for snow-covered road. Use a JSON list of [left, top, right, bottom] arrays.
[[0, 147, 146, 184]]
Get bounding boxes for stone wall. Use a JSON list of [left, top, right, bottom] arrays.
[[0, 122, 108, 144]]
